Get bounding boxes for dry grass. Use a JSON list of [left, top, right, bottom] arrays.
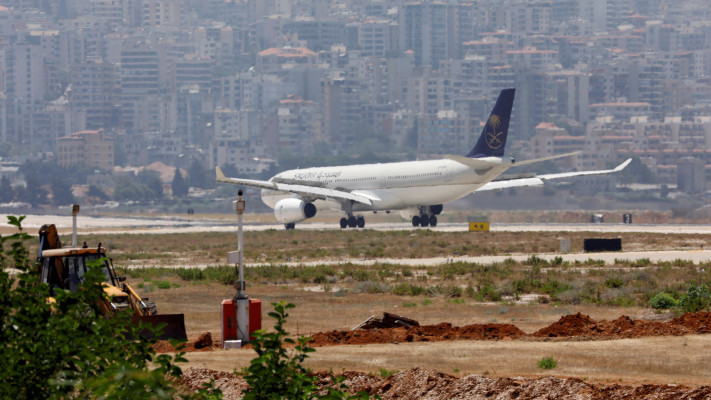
[[18, 228, 711, 267]]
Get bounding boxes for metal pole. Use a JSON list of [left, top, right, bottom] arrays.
[[233, 190, 246, 299], [233, 190, 249, 342], [71, 204, 80, 247], [237, 204, 245, 299]]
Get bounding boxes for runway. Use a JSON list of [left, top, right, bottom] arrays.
[[10, 214, 710, 268], [8, 214, 711, 235]]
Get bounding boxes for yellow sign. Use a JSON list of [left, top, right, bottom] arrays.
[[468, 222, 490, 232]]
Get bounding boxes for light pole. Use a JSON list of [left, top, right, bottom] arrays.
[[71, 204, 80, 247], [233, 190, 246, 300], [232, 189, 249, 342]]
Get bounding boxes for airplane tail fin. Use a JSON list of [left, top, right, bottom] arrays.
[[466, 88, 515, 158], [215, 167, 226, 182]]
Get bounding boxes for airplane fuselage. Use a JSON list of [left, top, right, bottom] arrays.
[[261, 157, 514, 214]]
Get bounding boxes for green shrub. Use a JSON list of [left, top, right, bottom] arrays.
[[649, 292, 677, 309], [391, 283, 425, 296], [605, 277, 624, 289], [244, 302, 370, 400], [177, 268, 204, 281], [537, 357, 558, 370], [155, 280, 172, 289], [526, 255, 548, 267], [378, 368, 398, 378], [678, 283, 711, 313]]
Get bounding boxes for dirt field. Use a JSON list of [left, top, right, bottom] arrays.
[[141, 282, 711, 398]]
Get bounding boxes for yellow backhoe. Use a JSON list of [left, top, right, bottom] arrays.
[[37, 224, 187, 340]]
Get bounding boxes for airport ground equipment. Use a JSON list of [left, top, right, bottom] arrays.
[[37, 222, 187, 340]]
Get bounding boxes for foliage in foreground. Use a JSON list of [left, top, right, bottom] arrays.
[[0, 216, 220, 399], [244, 301, 372, 400]]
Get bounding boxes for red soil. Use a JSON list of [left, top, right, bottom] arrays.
[[181, 366, 711, 400], [155, 311, 711, 353]]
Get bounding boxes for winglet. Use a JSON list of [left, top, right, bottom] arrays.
[[614, 158, 633, 172], [215, 167, 226, 182]]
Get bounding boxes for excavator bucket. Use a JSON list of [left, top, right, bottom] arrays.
[[131, 314, 188, 341]]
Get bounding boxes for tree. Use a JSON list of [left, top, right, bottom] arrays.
[[0, 216, 221, 399], [188, 159, 208, 189], [88, 184, 109, 201], [172, 167, 189, 198], [617, 157, 655, 184], [113, 176, 155, 202], [15, 175, 48, 206], [50, 176, 74, 206], [0, 176, 13, 202], [137, 169, 164, 200]]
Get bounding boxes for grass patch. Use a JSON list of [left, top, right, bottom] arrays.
[[537, 357, 558, 370]]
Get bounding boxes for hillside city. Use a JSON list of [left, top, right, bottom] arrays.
[[0, 0, 710, 212]]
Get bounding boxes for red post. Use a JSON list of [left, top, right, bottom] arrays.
[[221, 299, 237, 347], [248, 299, 262, 342]]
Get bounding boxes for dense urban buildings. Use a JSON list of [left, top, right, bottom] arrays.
[[1, 0, 711, 192]]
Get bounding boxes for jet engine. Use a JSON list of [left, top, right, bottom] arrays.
[[274, 198, 317, 223]]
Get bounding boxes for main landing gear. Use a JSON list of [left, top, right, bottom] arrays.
[[411, 214, 437, 227], [284, 223, 296, 230], [340, 215, 365, 229], [411, 205, 442, 228]]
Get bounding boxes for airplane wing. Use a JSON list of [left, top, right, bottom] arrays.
[[476, 158, 632, 192], [215, 167, 374, 205]]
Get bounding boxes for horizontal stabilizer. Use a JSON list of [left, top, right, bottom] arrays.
[[513, 151, 580, 167]]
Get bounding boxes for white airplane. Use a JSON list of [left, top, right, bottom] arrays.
[[216, 88, 631, 229]]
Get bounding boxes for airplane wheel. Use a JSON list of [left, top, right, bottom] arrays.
[[340, 218, 348, 228], [412, 216, 420, 227], [285, 223, 295, 230], [357, 216, 365, 228], [420, 214, 430, 227], [430, 215, 437, 227], [348, 215, 357, 228]]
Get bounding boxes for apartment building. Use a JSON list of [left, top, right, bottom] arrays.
[[56, 128, 114, 170]]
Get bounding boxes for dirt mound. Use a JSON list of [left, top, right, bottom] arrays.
[[671, 311, 711, 333], [157, 312, 711, 353], [180, 367, 711, 400], [531, 313, 706, 339], [153, 331, 219, 353], [309, 322, 525, 346], [531, 312, 596, 337]]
